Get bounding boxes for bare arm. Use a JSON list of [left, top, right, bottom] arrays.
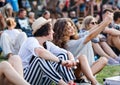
[[84, 12, 113, 44], [67, 51, 75, 60], [0, 13, 6, 31], [35, 47, 60, 63], [35, 47, 77, 67], [103, 27, 120, 36], [35, 48, 76, 68], [0, 61, 30, 85]]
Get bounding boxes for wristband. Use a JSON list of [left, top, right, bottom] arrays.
[[58, 58, 62, 65]]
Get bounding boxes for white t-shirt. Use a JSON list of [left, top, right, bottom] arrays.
[[66, 31, 95, 66], [3, 29, 20, 43], [18, 37, 43, 68], [18, 18, 30, 29], [18, 37, 67, 69], [46, 41, 67, 56]]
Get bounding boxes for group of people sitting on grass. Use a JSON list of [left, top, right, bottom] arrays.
[[0, 7, 120, 85]]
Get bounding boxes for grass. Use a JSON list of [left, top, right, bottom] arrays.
[[0, 52, 119, 85], [96, 65, 120, 84], [0, 52, 7, 61]]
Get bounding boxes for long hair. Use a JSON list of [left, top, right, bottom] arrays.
[[80, 16, 94, 30], [53, 18, 78, 48]]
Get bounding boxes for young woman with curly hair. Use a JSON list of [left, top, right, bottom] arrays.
[[53, 12, 113, 85]]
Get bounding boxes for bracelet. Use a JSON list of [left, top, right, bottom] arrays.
[[58, 58, 62, 65]]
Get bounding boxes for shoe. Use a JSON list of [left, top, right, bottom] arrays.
[[91, 82, 101, 85], [115, 57, 120, 63], [108, 58, 119, 65], [95, 82, 101, 85]]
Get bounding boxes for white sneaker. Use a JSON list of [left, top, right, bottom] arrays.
[[108, 58, 119, 65], [115, 57, 120, 63]]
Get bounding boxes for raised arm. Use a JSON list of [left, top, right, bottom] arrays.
[[84, 12, 113, 44]]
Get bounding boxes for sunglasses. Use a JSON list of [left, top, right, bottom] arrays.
[[90, 22, 97, 25]]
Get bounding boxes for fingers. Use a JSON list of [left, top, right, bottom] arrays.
[[105, 12, 113, 22], [61, 60, 79, 69]]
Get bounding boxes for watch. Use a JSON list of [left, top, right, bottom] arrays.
[[58, 58, 62, 65]]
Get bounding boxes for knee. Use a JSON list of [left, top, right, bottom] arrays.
[[30, 56, 39, 64], [0, 61, 11, 70], [9, 55, 22, 62], [0, 61, 9, 65], [99, 57, 108, 65], [78, 54, 87, 61], [57, 53, 68, 60]]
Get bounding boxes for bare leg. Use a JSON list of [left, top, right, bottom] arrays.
[[8, 55, 23, 77], [91, 57, 108, 75], [3, 78, 13, 85], [92, 42, 119, 65], [74, 55, 97, 85], [0, 61, 30, 85], [111, 36, 120, 51], [0, 70, 5, 85], [99, 42, 117, 58], [92, 43, 110, 58], [107, 35, 113, 46], [3, 55, 23, 85]]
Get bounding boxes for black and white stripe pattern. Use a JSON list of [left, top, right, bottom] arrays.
[[24, 53, 75, 85], [42, 53, 75, 85], [24, 56, 62, 85]]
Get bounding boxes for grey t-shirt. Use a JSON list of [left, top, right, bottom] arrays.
[[66, 31, 95, 66]]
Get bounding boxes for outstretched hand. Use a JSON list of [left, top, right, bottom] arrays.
[[61, 59, 79, 69]]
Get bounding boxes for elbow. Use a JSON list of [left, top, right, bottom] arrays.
[[84, 34, 94, 44]]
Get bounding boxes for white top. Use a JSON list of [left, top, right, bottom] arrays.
[[18, 18, 30, 29], [66, 31, 95, 66], [18, 37, 67, 68], [3, 29, 20, 43], [46, 41, 67, 56], [18, 37, 43, 68]]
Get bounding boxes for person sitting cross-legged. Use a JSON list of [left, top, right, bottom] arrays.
[[18, 17, 78, 85], [0, 17, 27, 58], [52, 13, 113, 84]]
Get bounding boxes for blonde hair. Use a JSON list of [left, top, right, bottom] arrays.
[[80, 16, 94, 30], [6, 17, 16, 27]]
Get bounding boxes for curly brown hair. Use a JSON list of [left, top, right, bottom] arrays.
[[53, 18, 78, 48]]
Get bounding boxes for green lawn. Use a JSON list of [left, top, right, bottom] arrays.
[[0, 52, 120, 85], [96, 65, 120, 84]]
